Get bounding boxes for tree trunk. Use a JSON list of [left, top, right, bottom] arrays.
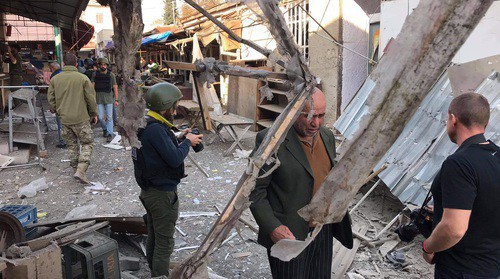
[[107, 0, 145, 147]]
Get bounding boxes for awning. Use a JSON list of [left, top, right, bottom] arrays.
[[0, 0, 90, 30], [141, 31, 172, 46], [143, 25, 184, 37], [62, 20, 95, 50]]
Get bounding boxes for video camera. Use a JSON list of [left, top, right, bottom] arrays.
[[395, 191, 433, 242], [179, 124, 204, 153]]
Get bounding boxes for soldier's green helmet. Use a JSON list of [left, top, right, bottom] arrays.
[[97, 57, 109, 65], [145, 82, 183, 111]]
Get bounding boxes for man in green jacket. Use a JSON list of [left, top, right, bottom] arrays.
[[48, 53, 98, 184], [250, 88, 353, 279]]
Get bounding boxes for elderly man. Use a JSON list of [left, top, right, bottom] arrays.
[[250, 88, 353, 279], [422, 92, 500, 279], [48, 53, 98, 184]]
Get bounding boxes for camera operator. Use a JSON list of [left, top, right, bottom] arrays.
[[422, 93, 500, 279], [132, 82, 203, 278]]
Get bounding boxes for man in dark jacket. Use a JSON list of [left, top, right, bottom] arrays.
[[4, 43, 23, 87], [132, 82, 202, 277], [250, 88, 353, 279]]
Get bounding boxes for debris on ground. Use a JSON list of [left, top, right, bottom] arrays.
[[64, 204, 98, 220], [0, 124, 434, 278], [17, 177, 48, 198]]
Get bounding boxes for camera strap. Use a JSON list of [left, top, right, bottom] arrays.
[[416, 134, 487, 216], [417, 189, 433, 216]]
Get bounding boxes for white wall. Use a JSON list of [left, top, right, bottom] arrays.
[[96, 29, 114, 57], [308, 0, 341, 121], [379, 0, 418, 58], [80, 1, 114, 53], [341, 0, 369, 111], [380, 0, 500, 64], [240, 10, 276, 61], [453, 4, 500, 64], [240, 0, 369, 120]]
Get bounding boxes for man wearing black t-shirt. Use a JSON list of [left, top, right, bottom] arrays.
[[422, 92, 500, 279]]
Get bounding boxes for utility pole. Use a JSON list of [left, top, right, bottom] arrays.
[[54, 27, 63, 66]]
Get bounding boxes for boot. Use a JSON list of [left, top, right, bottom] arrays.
[[74, 163, 90, 184]]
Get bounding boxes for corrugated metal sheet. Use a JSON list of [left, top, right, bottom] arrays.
[[334, 71, 500, 206], [335, 78, 376, 141]]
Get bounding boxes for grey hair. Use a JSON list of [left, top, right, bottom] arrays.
[[49, 62, 60, 69]]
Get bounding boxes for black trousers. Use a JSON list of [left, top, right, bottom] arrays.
[[267, 223, 334, 279], [435, 264, 499, 279]]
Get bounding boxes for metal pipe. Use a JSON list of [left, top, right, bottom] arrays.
[[0, 85, 48, 89], [187, 153, 210, 178], [0, 162, 42, 170], [349, 178, 382, 215], [373, 207, 406, 240]]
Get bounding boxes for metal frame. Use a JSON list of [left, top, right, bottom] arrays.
[[1, 85, 46, 170]]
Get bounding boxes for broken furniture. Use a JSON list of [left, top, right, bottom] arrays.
[[177, 99, 213, 127], [0, 205, 37, 237], [209, 113, 254, 156], [1, 217, 128, 279], [62, 231, 120, 279], [1, 242, 63, 279], [256, 79, 290, 130], [0, 211, 27, 252], [7, 87, 47, 155]]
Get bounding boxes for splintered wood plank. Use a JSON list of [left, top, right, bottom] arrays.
[[193, 76, 213, 131], [0, 154, 14, 168], [170, 3, 315, 277], [257, 104, 285, 114], [332, 225, 368, 279]]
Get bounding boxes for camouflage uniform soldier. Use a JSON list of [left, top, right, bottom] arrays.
[[48, 53, 98, 184]]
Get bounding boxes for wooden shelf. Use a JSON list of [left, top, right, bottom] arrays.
[[258, 104, 285, 114], [270, 88, 288, 96], [256, 77, 290, 131], [257, 120, 274, 128]]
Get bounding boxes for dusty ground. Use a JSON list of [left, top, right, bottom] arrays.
[[0, 119, 434, 279]]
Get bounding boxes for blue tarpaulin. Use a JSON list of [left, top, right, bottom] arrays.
[[141, 31, 172, 45]]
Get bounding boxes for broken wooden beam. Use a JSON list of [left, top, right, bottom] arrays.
[[164, 60, 289, 81], [58, 221, 110, 245], [192, 75, 212, 130], [214, 205, 258, 234], [27, 216, 147, 235], [171, 1, 316, 277]]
